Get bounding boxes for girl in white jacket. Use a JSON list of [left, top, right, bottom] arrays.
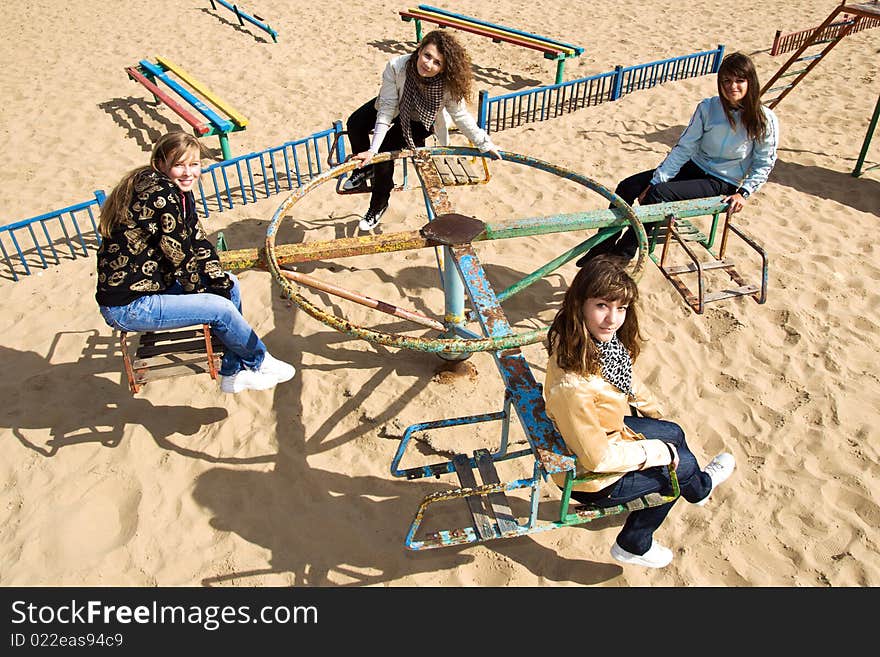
[[345, 30, 501, 232]]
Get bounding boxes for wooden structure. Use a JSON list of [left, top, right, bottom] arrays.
[[119, 325, 223, 394], [761, 2, 880, 109], [125, 57, 248, 160], [399, 4, 583, 84], [771, 10, 880, 56]]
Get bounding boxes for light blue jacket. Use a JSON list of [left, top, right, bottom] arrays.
[[651, 96, 779, 196]]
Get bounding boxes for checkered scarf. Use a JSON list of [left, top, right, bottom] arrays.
[[399, 54, 445, 149], [594, 334, 634, 399]]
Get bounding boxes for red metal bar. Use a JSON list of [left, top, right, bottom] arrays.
[[278, 267, 446, 332], [125, 66, 210, 136], [769, 11, 879, 56], [400, 10, 564, 56]]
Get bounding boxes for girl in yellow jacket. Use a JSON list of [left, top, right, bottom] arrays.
[[543, 255, 735, 568]]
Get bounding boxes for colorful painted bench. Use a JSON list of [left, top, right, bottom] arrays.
[[399, 4, 584, 84], [125, 56, 248, 160]]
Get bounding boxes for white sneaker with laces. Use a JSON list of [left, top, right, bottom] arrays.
[[358, 204, 387, 232], [220, 352, 296, 394], [695, 452, 736, 506], [257, 352, 296, 381], [610, 541, 673, 568]]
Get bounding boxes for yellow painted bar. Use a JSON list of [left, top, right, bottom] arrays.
[[156, 56, 249, 127], [406, 8, 576, 56]]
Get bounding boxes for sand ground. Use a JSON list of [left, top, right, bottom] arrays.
[[0, 0, 878, 586]]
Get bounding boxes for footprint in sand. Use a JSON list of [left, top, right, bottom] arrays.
[[45, 478, 141, 565]]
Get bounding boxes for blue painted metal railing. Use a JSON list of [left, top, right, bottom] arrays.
[[0, 123, 346, 281], [0, 191, 105, 282], [477, 45, 725, 133], [196, 121, 344, 217], [208, 0, 279, 42]]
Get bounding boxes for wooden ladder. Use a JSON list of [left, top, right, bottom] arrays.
[[761, 2, 880, 109]]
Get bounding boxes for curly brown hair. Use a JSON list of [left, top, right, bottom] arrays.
[[416, 30, 473, 102], [546, 255, 642, 376]]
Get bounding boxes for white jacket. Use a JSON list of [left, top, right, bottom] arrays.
[[369, 54, 496, 154]]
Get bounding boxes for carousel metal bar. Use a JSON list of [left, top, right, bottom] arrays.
[[444, 241, 576, 475], [449, 242, 512, 337], [219, 198, 728, 272], [496, 231, 609, 302], [278, 267, 445, 332]]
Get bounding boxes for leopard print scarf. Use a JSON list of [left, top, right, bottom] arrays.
[[399, 54, 444, 149], [594, 334, 634, 399]]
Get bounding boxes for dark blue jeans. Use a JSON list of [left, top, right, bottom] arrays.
[[571, 416, 713, 555]]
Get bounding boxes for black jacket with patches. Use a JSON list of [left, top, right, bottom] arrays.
[[95, 170, 232, 307]]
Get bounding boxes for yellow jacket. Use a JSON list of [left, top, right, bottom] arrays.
[[543, 354, 673, 492]]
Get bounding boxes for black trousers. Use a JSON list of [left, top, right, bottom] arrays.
[[346, 98, 432, 212], [589, 160, 737, 258]]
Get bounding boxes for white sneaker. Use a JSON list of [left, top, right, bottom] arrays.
[[358, 204, 387, 232], [220, 352, 296, 393], [695, 452, 735, 506], [257, 352, 296, 382], [610, 541, 673, 569]]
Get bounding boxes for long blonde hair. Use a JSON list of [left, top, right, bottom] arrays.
[[98, 132, 203, 237], [547, 256, 642, 375]]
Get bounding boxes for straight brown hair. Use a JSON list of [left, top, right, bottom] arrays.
[[717, 52, 769, 141], [547, 256, 642, 375]]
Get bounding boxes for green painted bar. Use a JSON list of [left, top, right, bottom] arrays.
[[481, 199, 730, 241], [853, 94, 880, 177]]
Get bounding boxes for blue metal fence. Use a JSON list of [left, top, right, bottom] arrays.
[[196, 121, 344, 217], [0, 123, 346, 281], [0, 191, 106, 282], [478, 45, 725, 133]]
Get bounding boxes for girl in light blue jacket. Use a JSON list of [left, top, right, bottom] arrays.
[[579, 52, 779, 264]]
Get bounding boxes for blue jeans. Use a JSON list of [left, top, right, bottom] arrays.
[[99, 273, 266, 376], [571, 416, 713, 556]]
